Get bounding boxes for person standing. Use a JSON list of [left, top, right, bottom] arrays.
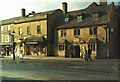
[[88, 47, 92, 61], [6, 47, 9, 56], [83, 47, 88, 61]]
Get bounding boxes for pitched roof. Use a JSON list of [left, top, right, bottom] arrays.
[[0, 9, 61, 25], [35, 9, 61, 16], [15, 9, 61, 24], [57, 2, 113, 29], [0, 17, 22, 25]]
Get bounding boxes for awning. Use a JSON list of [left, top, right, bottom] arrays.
[[22, 36, 47, 44]]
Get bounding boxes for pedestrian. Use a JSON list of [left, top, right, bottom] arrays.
[[88, 47, 92, 61], [83, 47, 88, 61]]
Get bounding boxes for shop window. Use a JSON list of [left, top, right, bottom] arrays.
[[58, 45, 65, 50], [74, 28, 80, 36], [89, 27, 97, 35], [33, 46, 37, 52], [37, 25, 41, 34], [27, 26, 31, 35]]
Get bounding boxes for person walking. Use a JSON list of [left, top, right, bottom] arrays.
[[88, 47, 92, 61], [83, 47, 88, 61]]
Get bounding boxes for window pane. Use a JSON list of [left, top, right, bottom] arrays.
[[61, 31, 63, 36], [94, 28, 97, 34], [1, 26, 3, 31], [74, 29, 76, 35], [27, 26, 31, 35], [78, 29, 80, 35], [63, 45, 64, 50], [77, 15, 82, 22], [65, 17, 69, 22], [61, 30, 66, 37], [37, 25, 41, 34], [74, 29, 80, 35], [90, 28, 93, 35], [93, 13, 99, 20], [18, 27, 22, 35], [8, 25, 10, 31], [93, 44, 95, 51]]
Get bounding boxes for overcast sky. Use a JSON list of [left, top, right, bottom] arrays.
[[0, 0, 119, 20]]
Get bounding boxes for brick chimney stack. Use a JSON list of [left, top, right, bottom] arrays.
[[100, 0, 107, 5], [62, 2, 67, 14]]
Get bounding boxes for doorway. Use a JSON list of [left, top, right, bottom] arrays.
[[26, 46, 30, 55], [74, 45, 80, 58]]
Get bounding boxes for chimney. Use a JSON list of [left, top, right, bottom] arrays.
[[100, 0, 107, 5], [62, 2, 67, 14], [21, 8, 26, 17]]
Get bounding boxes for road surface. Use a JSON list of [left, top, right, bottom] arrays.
[[1, 58, 119, 80]]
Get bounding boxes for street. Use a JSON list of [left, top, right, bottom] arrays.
[[0, 57, 119, 81]]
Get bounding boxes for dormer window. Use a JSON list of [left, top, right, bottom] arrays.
[[77, 15, 83, 22], [65, 17, 69, 22], [93, 13, 99, 20]]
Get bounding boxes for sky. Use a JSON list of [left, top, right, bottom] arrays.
[[0, 0, 119, 20]]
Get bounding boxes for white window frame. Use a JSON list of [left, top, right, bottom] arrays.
[[27, 26, 31, 35], [93, 13, 99, 20], [65, 17, 69, 22], [74, 28, 80, 36], [5, 35, 11, 42], [1, 35, 4, 42], [1, 26, 3, 32], [77, 15, 83, 22], [8, 25, 10, 31], [18, 27, 22, 35], [37, 25, 41, 34], [61, 30, 67, 37]]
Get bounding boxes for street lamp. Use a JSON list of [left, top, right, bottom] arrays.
[[12, 31, 15, 60]]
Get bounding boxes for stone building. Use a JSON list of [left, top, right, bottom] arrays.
[[0, 1, 119, 59], [57, 2, 119, 59], [0, 9, 64, 56], [0, 17, 21, 55]]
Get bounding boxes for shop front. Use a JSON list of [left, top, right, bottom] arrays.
[[21, 36, 47, 56], [1, 42, 13, 56]]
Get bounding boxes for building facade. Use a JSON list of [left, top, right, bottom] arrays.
[[0, 9, 64, 57], [0, 17, 21, 56], [0, 1, 119, 59], [57, 2, 119, 59]]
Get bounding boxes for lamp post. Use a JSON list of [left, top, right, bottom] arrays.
[[12, 31, 15, 60]]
